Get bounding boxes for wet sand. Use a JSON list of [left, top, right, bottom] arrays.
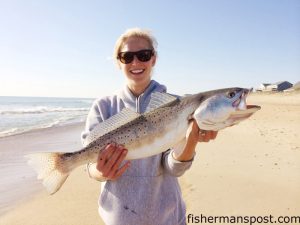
[[0, 92, 299, 225]]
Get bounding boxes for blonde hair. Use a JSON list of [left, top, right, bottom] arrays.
[[113, 28, 158, 61]]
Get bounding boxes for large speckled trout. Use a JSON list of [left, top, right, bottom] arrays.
[[26, 87, 260, 194]]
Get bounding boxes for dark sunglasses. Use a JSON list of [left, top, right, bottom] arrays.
[[117, 49, 154, 64]]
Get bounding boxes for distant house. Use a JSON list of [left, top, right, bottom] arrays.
[[284, 81, 300, 92], [266, 81, 293, 92], [256, 83, 271, 92], [256, 81, 294, 92]]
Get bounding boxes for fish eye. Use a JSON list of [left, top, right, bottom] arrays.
[[227, 91, 236, 98], [227, 88, 242, 98]]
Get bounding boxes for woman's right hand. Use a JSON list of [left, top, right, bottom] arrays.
[[88, 143, 130, 181]]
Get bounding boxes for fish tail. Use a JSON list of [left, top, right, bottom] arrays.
[[25, 152, 70, 195]]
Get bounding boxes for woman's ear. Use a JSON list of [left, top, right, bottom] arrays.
[[151, 55, 156, 67]]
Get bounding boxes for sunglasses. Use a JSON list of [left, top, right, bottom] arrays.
[[117, 49, 154, 64]]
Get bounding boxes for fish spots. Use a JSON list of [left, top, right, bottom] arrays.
[[64, 153, 73, 158]]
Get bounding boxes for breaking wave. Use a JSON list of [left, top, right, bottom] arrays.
[[0, 96, 93, 138], [0, 107, 89, 115], [0, 116, 86, 138]]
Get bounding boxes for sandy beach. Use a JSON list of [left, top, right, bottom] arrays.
[[0, 92, 299, 225]]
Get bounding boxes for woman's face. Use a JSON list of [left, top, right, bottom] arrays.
[[118, 36, 156, 88]]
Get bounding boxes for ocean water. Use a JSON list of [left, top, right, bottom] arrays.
[[0, 96, 94, 138]]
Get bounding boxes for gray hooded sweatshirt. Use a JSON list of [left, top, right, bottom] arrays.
[[81, 80, 193, 225]]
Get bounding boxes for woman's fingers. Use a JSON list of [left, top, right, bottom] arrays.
[[198, 129, 218, 142], [210, 131, 218, 140], [105, 146, 125, 169], [96, 143, 116, 170], [110, 147, 128, 172], [96, 143, 130, 180], [105, 146, 128, 178], [111, 161, 131, 181]]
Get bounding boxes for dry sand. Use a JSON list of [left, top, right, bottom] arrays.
[[0, 92, 299, 225], [180, 92, 300, 219]]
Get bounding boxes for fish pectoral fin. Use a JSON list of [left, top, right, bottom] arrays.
[[145, 92, 178, 112]]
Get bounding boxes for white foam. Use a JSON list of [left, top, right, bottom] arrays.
[[0, 107, 89, 115]]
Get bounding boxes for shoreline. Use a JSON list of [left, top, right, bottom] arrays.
[[0, 121, 86, 139], [0, 122, 85, 217]]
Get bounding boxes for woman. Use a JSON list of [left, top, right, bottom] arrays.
[[81, 28, 217, 225]]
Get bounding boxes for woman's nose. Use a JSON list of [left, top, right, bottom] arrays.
[[131, 56, 141, 65]]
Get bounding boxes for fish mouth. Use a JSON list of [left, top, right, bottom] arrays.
[[231, 88, 260, 120], [232, 88, 251, 108], [228, 105, 261, 124], [232, 105, 261, 115]]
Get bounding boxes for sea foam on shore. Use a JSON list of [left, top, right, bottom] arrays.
[[0, 96, 93, 138]]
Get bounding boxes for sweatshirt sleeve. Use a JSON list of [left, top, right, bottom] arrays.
[[162, 140, 195, 177]]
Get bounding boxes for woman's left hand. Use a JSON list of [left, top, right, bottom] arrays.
[[186, 120, 218, 144], [173, 120, 218, 161]]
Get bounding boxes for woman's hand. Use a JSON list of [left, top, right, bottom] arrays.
[[173, 120, 218, 162], [88, 143, 130, 181], [186, 120, 218, 144]]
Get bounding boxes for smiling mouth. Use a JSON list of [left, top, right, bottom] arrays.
[[130, 69, 145, 75]]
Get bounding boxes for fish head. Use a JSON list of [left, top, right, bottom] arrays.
[[193, 88, 260, 131]]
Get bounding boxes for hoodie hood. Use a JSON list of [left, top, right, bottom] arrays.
[[118, 80, 167, 113]]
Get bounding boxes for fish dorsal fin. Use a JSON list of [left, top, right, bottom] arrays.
[[85, 108, 140, 145], [145, 92, 178, 112]]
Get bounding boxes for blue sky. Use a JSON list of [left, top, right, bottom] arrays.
[[0, 0, 299, 98]]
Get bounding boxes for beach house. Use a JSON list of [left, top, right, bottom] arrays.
[[256, 83, 271, 92], [256, 81, 293, 92], [266, 81, 293, 92]]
